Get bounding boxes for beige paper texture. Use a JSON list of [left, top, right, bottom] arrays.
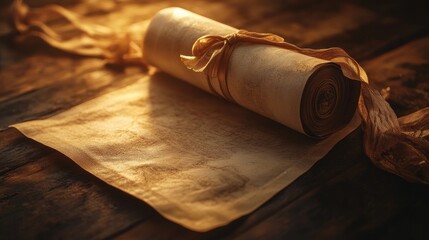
[[13, 73, 360, 231]]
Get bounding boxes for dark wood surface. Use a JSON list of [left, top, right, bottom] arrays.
[[1, 0, 429, 239]]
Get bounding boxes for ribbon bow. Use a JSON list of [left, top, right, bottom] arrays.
[[180, 30, 284, 72], [180, 30, 288, 100]]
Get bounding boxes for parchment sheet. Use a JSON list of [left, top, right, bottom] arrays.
[[13, 72, 360, 231]]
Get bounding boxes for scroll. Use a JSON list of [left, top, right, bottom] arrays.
[[144, 8, 361, 138], [10, 1, 429, 232]]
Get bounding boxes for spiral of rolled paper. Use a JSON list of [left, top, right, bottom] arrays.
[[301, 64, 360, 138]]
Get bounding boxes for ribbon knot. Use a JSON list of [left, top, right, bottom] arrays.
[[180, 30, 289, 101], [180, 30, 286, 72], [225, 32, 238, 45]]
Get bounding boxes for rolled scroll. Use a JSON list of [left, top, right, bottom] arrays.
[[144, 8, 361, 138]]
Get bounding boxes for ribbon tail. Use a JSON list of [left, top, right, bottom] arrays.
[[181, 45, 225, 72], [398, 107, 429, 138], [359, 83, 429, 183], [25, 31, 106, 56], [180, 55, 201, 71], [10, 0, 146, 65]]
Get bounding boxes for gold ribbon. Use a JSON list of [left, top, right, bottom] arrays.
[[181, 30, 429, 184]]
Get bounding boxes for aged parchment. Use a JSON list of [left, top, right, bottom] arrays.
[[13, 73, 360, 231]]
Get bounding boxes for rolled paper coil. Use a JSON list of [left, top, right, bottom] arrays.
[[301, 64, 360, 137]]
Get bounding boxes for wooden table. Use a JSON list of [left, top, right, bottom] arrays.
[[1, 0, 428, 239]]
